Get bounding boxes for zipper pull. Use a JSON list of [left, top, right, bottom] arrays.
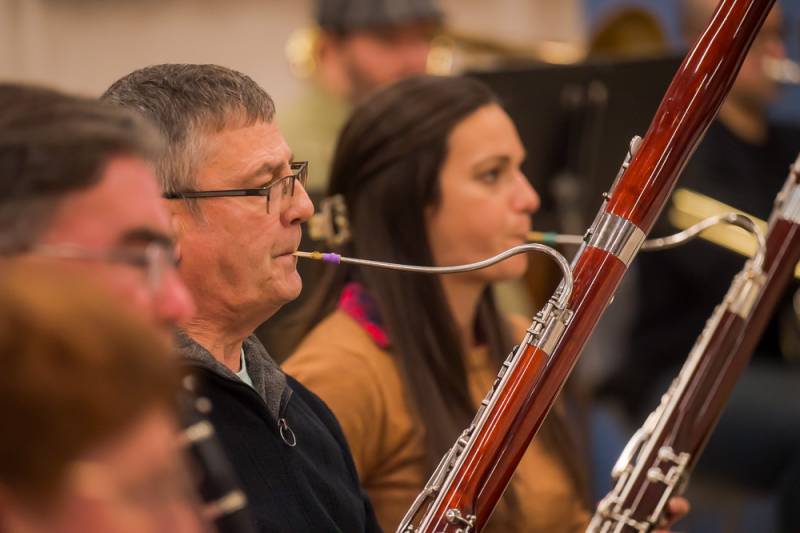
[[278, 418, 296, 447]]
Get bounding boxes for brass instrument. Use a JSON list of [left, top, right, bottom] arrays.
[[284, 25, 585, 81], [528, 188, 800, 279]]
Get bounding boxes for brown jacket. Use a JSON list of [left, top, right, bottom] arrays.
[[284, 310, 589, 532]]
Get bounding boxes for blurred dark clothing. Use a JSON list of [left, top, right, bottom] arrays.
[[178, 332, 381, 533], [599, 119, 800, 533], [603, 120, 800, 417]]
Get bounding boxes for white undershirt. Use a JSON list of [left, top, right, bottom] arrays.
[[236, 347, 254, 388]]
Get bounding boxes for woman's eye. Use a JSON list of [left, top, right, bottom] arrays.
[[478, 167, 503, 184]]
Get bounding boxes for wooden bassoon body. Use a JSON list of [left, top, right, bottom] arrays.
[[398, 1, 776, 531], [589, 156, 800, 533]]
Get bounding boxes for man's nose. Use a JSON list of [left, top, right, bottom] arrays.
[[397, 40, 432, 77], [154, 269, 195, 328], [281, 182, 315, 226]]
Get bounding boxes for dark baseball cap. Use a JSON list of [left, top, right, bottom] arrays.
[[315, 0, 443, 33]]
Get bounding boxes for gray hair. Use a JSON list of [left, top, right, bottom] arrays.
[[0, 83, 162, 254], [101, 64, 276, 195]]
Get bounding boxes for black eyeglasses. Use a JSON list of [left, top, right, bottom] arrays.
[[32, 243, 178, 292], [163, 161, 309, 213]]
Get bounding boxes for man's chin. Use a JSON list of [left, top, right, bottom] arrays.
[[278, 272, 303, 302], [253, 270, 303, 318]]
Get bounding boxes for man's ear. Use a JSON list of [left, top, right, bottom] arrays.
[[315, 30, 353, 101], [316, 30, 341, 63], [168, 211, 187, 268], [168, 208, 185, 241]]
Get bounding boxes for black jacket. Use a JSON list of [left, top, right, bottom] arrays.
[[177, 333, 382, 533], [606, 121, 800, 416]]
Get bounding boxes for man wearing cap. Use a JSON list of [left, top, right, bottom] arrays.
[[281, 0, 443, 191]]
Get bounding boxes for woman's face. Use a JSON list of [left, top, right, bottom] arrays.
[[426, 103, 540, 283]]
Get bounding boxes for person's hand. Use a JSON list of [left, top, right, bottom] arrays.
[[653, 496, 690, 533]]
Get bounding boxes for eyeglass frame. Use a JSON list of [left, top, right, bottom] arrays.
[[67, 457, 206, 519], [31, 242, 179, 292], [162, 161, 309, 213]]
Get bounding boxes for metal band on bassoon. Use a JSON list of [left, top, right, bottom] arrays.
[[585, 213, 646, 266]]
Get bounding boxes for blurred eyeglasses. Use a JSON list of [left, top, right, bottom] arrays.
[[69, 456, 210, 532], [163, 161, 309, 214], [32, 242, 179, 292]]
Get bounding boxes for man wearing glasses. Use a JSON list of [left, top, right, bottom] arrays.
[[103, 64, 380, 532], [0, 83, 195, 336], [0, 85, 206, 532]]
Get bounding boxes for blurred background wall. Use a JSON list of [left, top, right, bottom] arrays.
[[0, 0, 585, 110], [2, 0, 796, 116]]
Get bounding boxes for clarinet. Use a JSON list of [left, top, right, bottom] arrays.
[[179, 376, 257, 533], [588, 155, 800, 533], [395, 1, 775, 531]]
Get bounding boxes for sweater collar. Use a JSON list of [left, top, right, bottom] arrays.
[[176, 331, 287, 422]]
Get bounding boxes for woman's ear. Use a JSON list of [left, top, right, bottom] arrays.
[[0, 487, 35, 533], [315, 31, 353, 101], [423, 202, 438, 224]]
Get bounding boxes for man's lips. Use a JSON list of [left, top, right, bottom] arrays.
[[274, 241, 301, 258], [274, 251, 297, 262], [273, 244, 301, 264]]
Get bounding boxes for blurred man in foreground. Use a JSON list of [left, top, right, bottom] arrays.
[[282, 0, 443, 190], [0, 268, 207, 533], [0, 83, 194, 336]]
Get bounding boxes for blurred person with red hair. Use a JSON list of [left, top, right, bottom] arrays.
[[0, 267, 208, 533]]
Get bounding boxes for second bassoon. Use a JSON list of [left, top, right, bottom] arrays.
[[588, 154, 800, 532]]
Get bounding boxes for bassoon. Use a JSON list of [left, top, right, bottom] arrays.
[[588, 155, 800, 533], [179, 376, 257, 533], [395, 1, 776, 531]]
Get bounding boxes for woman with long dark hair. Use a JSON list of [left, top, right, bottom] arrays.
[[284, 73, 691, 531], [282, 74, 590, 532]]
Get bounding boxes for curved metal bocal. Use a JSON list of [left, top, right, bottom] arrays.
[[295, 243, 573, 308]]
